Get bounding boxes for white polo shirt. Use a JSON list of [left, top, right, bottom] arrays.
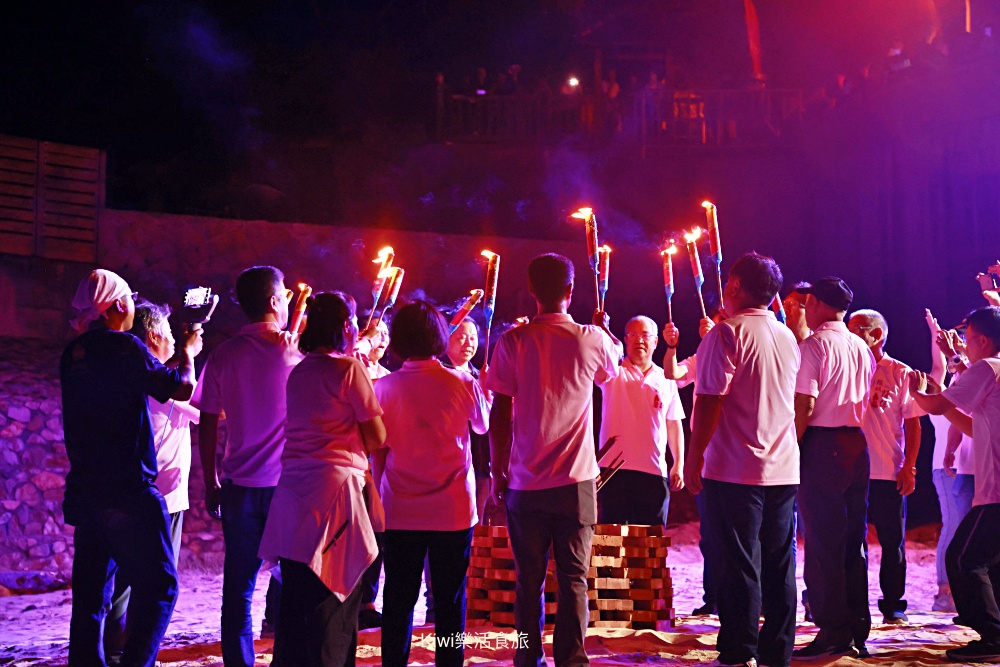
[[864, 355, 924, 480], [598, 360, 685, 477], [796, 321, 876, 428], [375, 359, 489, 530], [485, 312, 622, 491], [676, 355, 697, 390], [151, 395, 199, 514], [192, 322, 303, 487], [695, 308, 801, 486], [942, 357, 1000, 507]]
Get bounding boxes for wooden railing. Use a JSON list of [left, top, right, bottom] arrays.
[[0, 134, 105, 263]]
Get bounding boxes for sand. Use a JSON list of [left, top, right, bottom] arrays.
[[0, 522, 977, 666]]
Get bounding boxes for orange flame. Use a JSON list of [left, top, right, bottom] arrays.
[[373, 246, 394, 264], [481, 249, 497, 259], [683, 228, 703, 243], [571, 207, 593, 220]]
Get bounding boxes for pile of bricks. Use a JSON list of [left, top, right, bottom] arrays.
[[466, 524, 674, 630]]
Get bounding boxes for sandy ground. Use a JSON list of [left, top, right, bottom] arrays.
[[0, 523, 977, 667]]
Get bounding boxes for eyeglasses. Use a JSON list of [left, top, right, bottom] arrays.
[[625, 333, 657, 341]]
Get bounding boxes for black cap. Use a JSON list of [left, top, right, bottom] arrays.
[[800, 277, 853, 311]]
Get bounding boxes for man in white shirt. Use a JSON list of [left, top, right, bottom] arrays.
[[908, 306, 1000, 664], [847, 309, 922, 625], [486, 253, 622, 667], [598, 315, 685, 526], [105, 300, 202, 659], [193, 266, 303, 667], [792, 278, 876, 661], [684, 253, 801, 667]]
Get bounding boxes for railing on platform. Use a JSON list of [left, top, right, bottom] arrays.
[[438, 88, 804, 149], [0, 134, 105, 262]]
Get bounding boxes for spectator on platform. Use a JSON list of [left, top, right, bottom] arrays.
[[62, 269, 200, 667], [259, 291, 386, 667], [374, 301, 490, 667], [485, 253, 622, 667], [105, 300, 202, 660], [193, 266, 302, 667]]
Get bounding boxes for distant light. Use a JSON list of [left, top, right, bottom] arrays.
[[568, 77, 580, 87]]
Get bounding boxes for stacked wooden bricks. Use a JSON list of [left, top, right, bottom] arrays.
[[466, 524, 673, 630]]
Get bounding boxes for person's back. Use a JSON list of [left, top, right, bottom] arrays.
[[798, 323, 873, 428]]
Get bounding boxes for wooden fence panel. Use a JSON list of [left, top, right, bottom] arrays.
[[0, 135, 103, 262]]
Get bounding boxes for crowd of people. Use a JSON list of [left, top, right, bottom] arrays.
[[58, 252, 1000, 667]]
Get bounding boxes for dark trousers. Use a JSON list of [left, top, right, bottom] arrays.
[[867, 479, 907, 614], [68, 486, 178, 667], [381, 528, 472, 667], [598, 469, 670, 526], [695, 490, 717, 607], [360, 532, 384, 607], [105, 510, 184, 657], [274, 558, 362, 667], [220, 482, 277, 667], [946, 503, 1000, 642], [703, 479, 798, 667], [506, 480, 596, 667], [798, 426, 871, 648]]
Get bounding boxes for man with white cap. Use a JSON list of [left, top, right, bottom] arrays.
[[61, 269, 201, 667]]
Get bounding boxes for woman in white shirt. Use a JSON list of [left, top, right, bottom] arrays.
[[373, 301, 490, 667], [259, 292, 386, 667]]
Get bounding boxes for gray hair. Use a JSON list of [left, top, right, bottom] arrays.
[[132, 300, 172, 343], [626, 315, 658, 331], [850, 308, 888, 339]]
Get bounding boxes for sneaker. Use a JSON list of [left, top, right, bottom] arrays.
[[791, 640, 859, 662], [358, 607, 382, 630], [933, 592, 957, 613], [954, 615, 972, 628], [882, 610, 908, 625], [260, 619, 276, 639], [802, 596, 813, 623], [714, 659, 757, 667], [945, 639, 1000, 663], [692, 602, 718, 615], [856, 643, 872, 659]]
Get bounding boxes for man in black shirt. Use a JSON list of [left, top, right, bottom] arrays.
[[61, 269, 200, 667]]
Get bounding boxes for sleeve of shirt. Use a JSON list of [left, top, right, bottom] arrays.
[[191, 356, 221, 413], [129, 338, 182, 405], [795, 339, 822, 397], [663, 379, 686, 420], [675, 356, 697, 389], [467, 375, 491, 435], [942, 360, 994, 414], [694, 324, 736, 396], [898, 364, 924, 419], [345, 359, 383, 422], [592, 326, 623, 384], [485, 333, 517, 396]]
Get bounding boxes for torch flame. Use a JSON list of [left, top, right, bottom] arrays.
[[702, 200, 716, 209], [661, 244, 678, 256], [684, 228, 703, 243], [373, 246, 394, 263], [571, 207, 593, 220], [481, 250, 496, 259], [298, 282, 307, 290], [600, 244, 612, 253]]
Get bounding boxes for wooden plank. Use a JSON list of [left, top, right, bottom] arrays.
[[0, 193, 33, 210], [592, 577, 630, 589], [623, 547, 668, 558], [42, 213, 96, 230], [43, 142, 100, 159], [632, 599, 671, 611], [0, 157, 37, 174], [0, 220, 32, 235], [592, 545, 626, 557], [594, 599, 633, 611], [630, 619, 675, 631], [42, 164, 98, 182], [0, 169, 37, 186], [623, 536, 671, 547], [43, 188, 96, 207], [487, 589, 517, 604], [590, 620, 631, 628], [0, 206, 34, 222], [0, 231, 35, 256], [595, 588, 632, 599], [591, 556, 623, 567], [40, 238, 95, 263], [629, 578, 671, 589], [0, 134, 37, 150], [0, 145, 37, 162], [42, 201, 96, 218], [44, 225, 95, 242], [590, 535, 624, 547], [0, 182, 34, 198], [42, 175, 97, 194]]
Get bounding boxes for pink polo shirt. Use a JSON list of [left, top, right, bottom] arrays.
[[796, 321, 876, 428], [695, 308, 800, 486], [374, 359, 489, 530], [485, 313, 622, 491], [864, 355, 923, 480], [192, 322, 303, 487], [598, 360, 685, 477]]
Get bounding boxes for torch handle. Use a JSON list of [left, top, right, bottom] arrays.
[[364, 307, 377, 331], [715, 266, 724, 313], [594, 275, 601, 312], [696, 289, 707, 319], [667, 299, 673, 324]]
